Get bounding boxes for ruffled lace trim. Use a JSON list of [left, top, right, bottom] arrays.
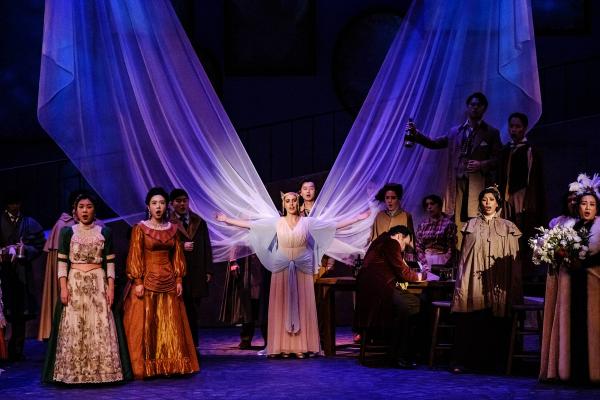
[[139, 222, 178, 243], [141, 220, 173, 231], [72, 224, 104, 244]]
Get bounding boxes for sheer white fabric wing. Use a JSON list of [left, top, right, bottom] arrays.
[[313, 0, 541, 264], [248, 217, 336, 273], [38, 0, 279, 262]]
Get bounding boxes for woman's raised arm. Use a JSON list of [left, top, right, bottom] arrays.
[[216, 212, 251, 229], [335, 210, 371, 229]]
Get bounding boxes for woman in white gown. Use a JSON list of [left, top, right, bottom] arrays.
[[217, 192, 368, 358]]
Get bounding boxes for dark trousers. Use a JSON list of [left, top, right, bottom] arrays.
[[240, 298, 267, 345], [453, 309, 511, 372], [257, 269, 271, 346], [8, 317, 26, 359], [391, 290, 421, 360], [1, 263, 30, 359], [184, 293, 202, 347]]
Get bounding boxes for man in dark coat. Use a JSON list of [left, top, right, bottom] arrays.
[[408, 92, 502, 244], [356, 225, 424, 368], [219, 254, 267, 349], [497, 112, 545, 231], [170, 189, 213, 347], [497, 112, 545, 277], [0, 193, 45, 361]]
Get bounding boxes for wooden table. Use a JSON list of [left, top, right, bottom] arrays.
[[315, 277, 356, 356], [315, 276, 455, 356]]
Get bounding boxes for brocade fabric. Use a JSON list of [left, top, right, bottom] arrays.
[[52, 269, 123, 383], [42, 224, 129, 384]]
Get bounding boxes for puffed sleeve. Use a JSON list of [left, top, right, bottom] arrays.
[[57, 226, 72, 279], [126, 224, 145, 285], [172, 234, 186, 283], [102, 226, 116, 279]]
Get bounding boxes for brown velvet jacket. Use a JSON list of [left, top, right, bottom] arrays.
[[356, 235, 420, 329]]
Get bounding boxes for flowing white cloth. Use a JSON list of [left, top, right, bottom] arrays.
[[38, 0, 541, 264], [313, 0, 542, 264], [248, 217, 335, 333], [37, 0, 278, 262]]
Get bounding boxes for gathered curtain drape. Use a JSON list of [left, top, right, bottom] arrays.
[[38, 0, 540, 263], [313, 0, 541, 262]]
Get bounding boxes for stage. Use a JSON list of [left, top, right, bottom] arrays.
[[0, 327, 597, 399]]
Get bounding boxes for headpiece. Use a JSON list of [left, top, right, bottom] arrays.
[[280, 192, 300, 215], [280, 191, 299, 200], [478, 184, 503, 215], [568, 173, 600, 198], [484, 184, 502, 198]]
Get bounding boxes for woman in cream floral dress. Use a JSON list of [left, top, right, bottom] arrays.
[[42, 194, 131, 383]]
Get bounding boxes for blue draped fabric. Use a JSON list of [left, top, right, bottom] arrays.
[[38, 0, 279, 261], [38, 0, 541, 263], [312, 0, 542, 262], [247, 216, 336, 332]]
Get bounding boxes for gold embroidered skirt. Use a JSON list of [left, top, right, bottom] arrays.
[[52, 268, 123, 383]]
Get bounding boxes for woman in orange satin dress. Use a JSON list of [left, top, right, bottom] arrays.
[[123, 187, 199, 379]]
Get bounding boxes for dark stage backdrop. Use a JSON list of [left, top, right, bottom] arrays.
[[2, 0, 600, 331]]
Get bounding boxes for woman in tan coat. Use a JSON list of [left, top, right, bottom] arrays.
[[451, 186, 522, 372]]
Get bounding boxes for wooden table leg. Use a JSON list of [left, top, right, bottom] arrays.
[[328, 285, 336, 356], [319, 284, 336, 356]]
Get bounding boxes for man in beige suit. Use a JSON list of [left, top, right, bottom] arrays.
[[408, 92, 502, 245]]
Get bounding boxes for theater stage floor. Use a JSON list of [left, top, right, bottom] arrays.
[[0, 327, 597, 399]]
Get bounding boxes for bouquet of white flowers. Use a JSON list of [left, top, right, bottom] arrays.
[[529, 225, 589, 268]]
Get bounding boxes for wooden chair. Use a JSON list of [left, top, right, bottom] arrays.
[[428, 300, 455, 367], [359, 327, 393, 366], [506, 298, 544, 375]]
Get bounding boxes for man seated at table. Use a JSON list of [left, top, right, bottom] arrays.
[[356, 225, 425, 368]]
